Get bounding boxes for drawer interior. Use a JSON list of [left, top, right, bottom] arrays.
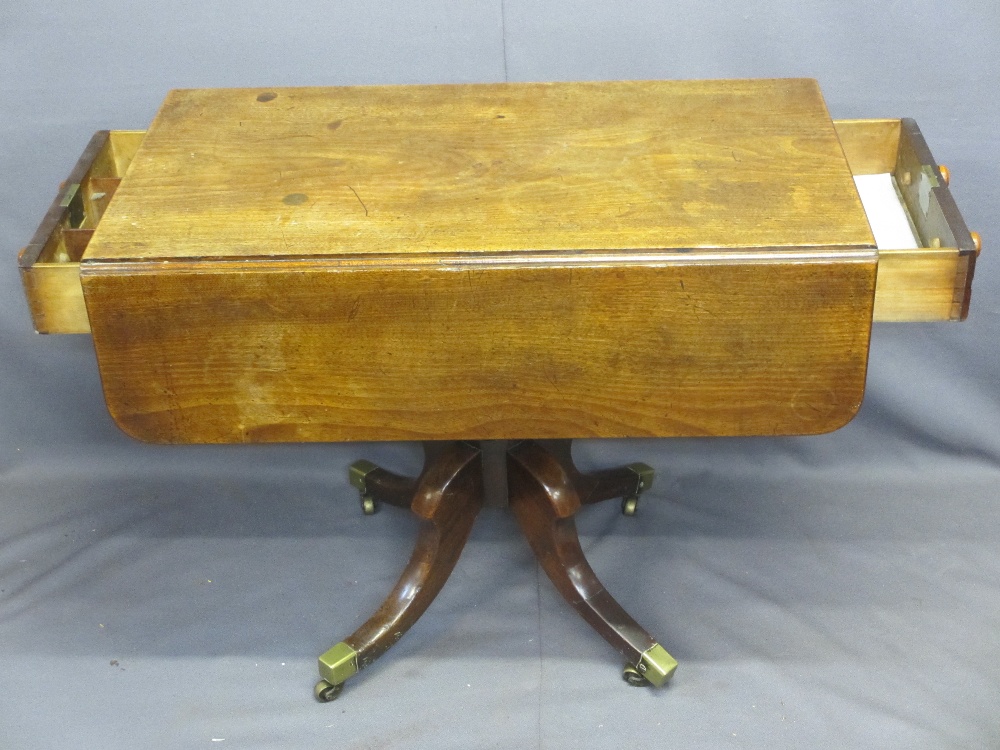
[[834, 119, 978, 322], [18, 130, 144, 333]]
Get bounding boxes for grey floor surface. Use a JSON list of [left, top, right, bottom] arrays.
[[2, 3, 999, 748]]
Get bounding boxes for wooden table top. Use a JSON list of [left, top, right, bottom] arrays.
[[84, 78, 873, 264], [58, 79, 897, 444]]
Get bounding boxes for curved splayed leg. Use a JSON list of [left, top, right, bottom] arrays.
[[507, 440, 676, 688], [316, 441, 483, 701]]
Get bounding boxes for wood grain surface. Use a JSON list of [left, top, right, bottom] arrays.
[[82, 253, 876, 442], [83, 79, 873, 262], [833, 118, 902, 176]]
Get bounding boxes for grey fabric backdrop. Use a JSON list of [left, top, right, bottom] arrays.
[[2, 2, 998, 748]]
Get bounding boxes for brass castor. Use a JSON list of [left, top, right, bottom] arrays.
[[350, 460, 380, 515], [314, 679, 344, 702], [622, 663, 651, 687], [621, 462, 653, 516]]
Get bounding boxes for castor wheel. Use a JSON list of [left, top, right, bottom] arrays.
[[621, 495, 639, 516], [622, 663, 651, 687], [360, 494, 378, 515], [621, 463, 653, 516], [314, 679, 344, 702]]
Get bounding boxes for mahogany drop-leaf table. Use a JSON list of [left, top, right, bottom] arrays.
[[17, 79, 979, 701]]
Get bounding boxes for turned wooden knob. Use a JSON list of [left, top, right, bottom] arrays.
[[971, 230, 982, 256], [938, 164, 950, 185]]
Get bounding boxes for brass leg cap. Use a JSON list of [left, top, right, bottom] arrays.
[[636, 644, 677, 687], [627, 463, 655, 493], [318, 641, 359, 686], [349, 460, 379, 491]]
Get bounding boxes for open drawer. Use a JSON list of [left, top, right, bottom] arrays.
[[19, 120, 979, 334], [18, 130, 143, 333], [834, 118, 980, 322]]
